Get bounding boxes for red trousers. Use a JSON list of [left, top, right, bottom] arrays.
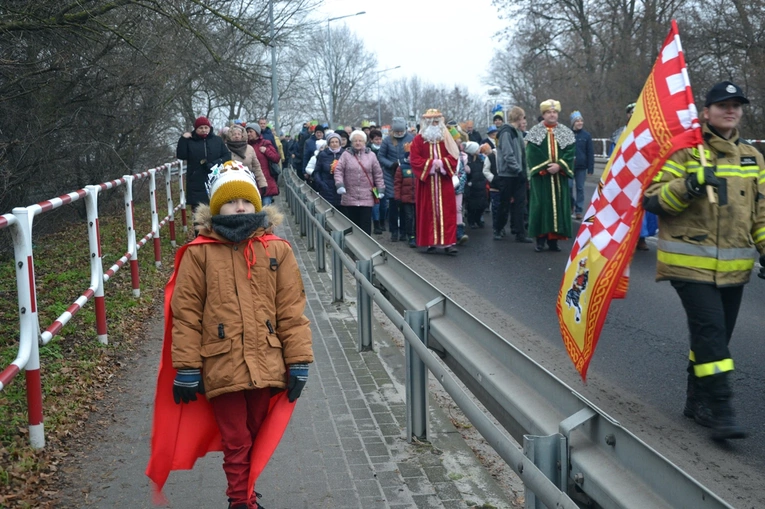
[[209, 389, 271, 507]]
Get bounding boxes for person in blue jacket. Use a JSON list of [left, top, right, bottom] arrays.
[[570, 111, 594, 220]]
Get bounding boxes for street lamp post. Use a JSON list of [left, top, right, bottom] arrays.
[[327, 11, 365, 127], [269, 0, 279, 137], [376, 66, 401, 128]]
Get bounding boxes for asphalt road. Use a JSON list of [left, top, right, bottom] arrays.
[[378, 172, 765, 508]]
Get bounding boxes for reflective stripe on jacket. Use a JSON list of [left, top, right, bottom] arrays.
[[644, 124, 765, 286]]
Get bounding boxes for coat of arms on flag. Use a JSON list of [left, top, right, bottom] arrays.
[[557, 20, 703, 380]]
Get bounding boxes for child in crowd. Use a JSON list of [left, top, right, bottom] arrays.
[[304, 139, 328, 182], [147, 161, 313, 509], [393, 141, 416, 247]]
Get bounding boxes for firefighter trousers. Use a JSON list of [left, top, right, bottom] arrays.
[[671, 281, 744, 379]]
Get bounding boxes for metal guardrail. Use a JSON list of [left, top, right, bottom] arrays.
[[282, 169, 733, 509]]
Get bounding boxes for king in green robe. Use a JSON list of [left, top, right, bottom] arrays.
[[525, 99, 576, 251]]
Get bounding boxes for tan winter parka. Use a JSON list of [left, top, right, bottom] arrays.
[[644, 124, 765, 286], [171, 204, 313, 399]]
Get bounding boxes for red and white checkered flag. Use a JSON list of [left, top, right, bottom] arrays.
[[557, 20, 703, 380]]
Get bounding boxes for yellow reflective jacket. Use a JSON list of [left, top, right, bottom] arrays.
[[644, 124, 765, 286]]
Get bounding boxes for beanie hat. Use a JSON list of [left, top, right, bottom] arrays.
[[487, 125, 498, 134], [194, 116, 212, 129], [315, 139, 328, 151], [325, 132, 341, 145], [570, 111, 583, 127], [206, 160, 262, 215], [392, 117, 407, 132], [245, 123, 261, 134], [464, 141, 480, 155]]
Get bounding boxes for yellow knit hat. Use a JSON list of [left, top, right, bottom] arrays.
[[206, 160, 262, 215]]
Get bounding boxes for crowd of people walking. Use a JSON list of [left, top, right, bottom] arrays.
[[278, 100, 606, 256]]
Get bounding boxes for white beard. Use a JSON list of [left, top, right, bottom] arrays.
[[422, 125, 443, 143]]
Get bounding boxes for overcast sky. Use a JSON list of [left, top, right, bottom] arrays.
[[315, 0, 508, 97]]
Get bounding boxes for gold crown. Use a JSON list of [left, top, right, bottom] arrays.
[[422, 109, 443, 119]]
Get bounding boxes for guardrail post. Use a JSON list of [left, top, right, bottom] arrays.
[[299, 193, 308, 238], [179, 162, 188, 232], [11, 207, 45, 448], [331, 230, 344, 302], [316, 213, 326, 272], [306, 200, 316, 251], [164, 163, 177, 247], [84, 186, 108, 344], [524, 434, 566, 509], [356, 259, 373, 351], [123, 175, 140, 297], [149, 169, 162, 267], [404, 310, 429, 443]]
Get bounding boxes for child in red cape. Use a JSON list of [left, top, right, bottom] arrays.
[[146, 161, 313, 509]]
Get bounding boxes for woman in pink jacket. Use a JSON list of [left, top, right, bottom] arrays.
[[333, 130, 385, 235]]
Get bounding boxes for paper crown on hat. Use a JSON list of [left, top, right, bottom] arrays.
[[422, 109, 443, 119], [361, 120, 371, 128], [491, 104, 504, 115], [540, 99, 561, 113], [206, 160, 262, 215]]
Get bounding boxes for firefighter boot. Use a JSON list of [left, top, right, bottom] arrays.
[[683, 373, 712, 428], [702, 374, 747, 441]]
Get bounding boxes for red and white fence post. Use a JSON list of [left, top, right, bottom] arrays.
[[122, 175, 141, 297], [178, 161, 188, 232], [164, 164, 177, 247], [85, 186, 108, 344], [11, 207, 45, 448], [149, 168, 162, 268]]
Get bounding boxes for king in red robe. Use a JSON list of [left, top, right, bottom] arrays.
[[409, 109, 460, 252]]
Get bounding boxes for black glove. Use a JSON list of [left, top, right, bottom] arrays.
[[390, 161, 400, 172], [260, 187, 268, 197], [759, 255, 765, 280], [685, 166, 719, 198], [173, 368, 205, 404], [286, 363, 309, 402]]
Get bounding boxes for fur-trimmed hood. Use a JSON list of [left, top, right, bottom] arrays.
[[193, 203, 284, 239]]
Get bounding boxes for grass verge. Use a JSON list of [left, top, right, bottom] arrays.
[[0, 191, 190, 508]]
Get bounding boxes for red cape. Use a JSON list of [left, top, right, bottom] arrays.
[[145, 234, 295, 504]]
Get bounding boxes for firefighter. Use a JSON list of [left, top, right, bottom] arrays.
[[643, 81, 765, 441]]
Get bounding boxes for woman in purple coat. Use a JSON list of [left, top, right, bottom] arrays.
[[333, 131, 385, 235]]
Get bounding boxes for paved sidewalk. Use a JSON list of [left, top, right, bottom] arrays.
[[59, 203, 514, 508]]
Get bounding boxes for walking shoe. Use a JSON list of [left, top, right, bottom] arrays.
[[457, 233, 469, 245], [408, 237, 417, 248], [390, 233, 398, 242], [575, 213, 583, 220], [709, 397, 747, 441], [456, 224, 468, 245], [373, 220, 383, 235], [500, 228, 506, 237], [399, 233, 408, 242], [548, 239, 562, 252], [683, 374, 712, 428], [535, 237, 545, 252], [444, 246, 458, 256], [493, 230, 502, 240], [683, 397, 713, 428], [425, 246, 436, 254], [636, 237, 649, 251], [515, 234, 533, 243], [478, 220, 485, 229]]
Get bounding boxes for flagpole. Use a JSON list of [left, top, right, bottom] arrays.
[[697, 145, 717, 204]]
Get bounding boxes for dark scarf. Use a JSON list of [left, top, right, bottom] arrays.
[[211, 211, 269, 243], [227, 140, 248, 159]]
